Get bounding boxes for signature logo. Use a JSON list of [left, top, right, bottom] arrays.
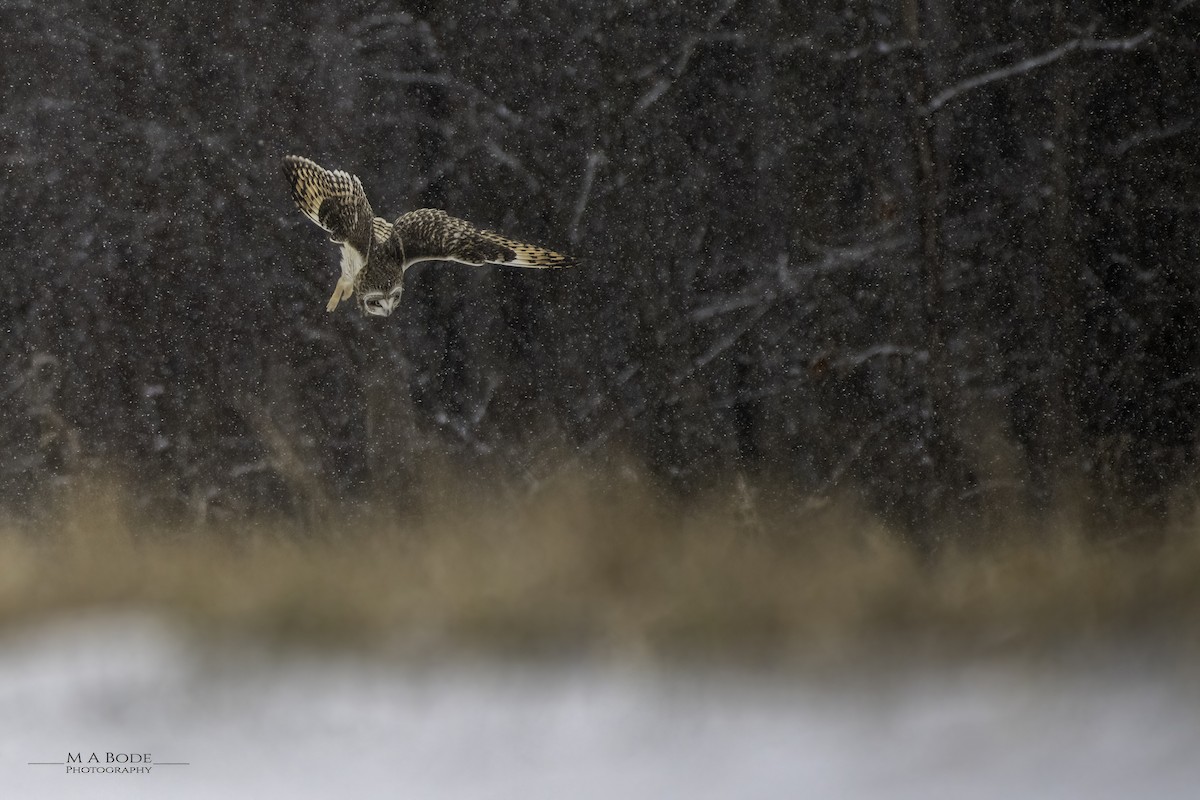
[[28, 753, 189, 774]]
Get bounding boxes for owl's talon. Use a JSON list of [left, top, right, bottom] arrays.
[[326, 278, 352, 312]]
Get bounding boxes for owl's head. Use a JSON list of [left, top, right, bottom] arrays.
[[359, 287, 402, 317], [357, 281, 403, 317]]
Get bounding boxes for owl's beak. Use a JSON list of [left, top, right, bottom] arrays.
[[326, 277, 354, 312]]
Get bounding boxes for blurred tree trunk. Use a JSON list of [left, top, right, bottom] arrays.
[[1041, 0, 1085, 505], [735, 0, 784, 468], [901, 0, 973, 521]]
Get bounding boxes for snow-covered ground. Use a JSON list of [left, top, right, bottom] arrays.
[[1, 616, 1197, 799]]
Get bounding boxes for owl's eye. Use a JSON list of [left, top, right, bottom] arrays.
[[361, 292, 390, 316]]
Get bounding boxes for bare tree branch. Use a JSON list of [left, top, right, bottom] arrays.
[[924, 30, 1155, 114]]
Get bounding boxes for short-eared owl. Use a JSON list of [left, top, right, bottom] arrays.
[[282, 155, 573, 317]]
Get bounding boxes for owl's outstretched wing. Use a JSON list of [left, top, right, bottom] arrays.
[[391, 209, 573, 270], [282, 155, 379, 311], [281, 155, 372, 243]]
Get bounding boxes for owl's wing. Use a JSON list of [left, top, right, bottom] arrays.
[[391, 209, 573, 269], [281, 155, 372, 243]]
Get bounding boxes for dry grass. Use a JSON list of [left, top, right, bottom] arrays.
[[2, 467, 1200, 662]]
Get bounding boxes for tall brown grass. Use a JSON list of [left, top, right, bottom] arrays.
[[2, 466, 1200, 661]]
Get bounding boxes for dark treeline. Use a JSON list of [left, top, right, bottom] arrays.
[[1, 0, 1197, 533]]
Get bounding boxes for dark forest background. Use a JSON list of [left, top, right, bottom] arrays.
[[0, 0, 1197, 535]]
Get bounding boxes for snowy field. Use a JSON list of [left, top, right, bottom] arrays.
[[1, 615, 1198, 800]]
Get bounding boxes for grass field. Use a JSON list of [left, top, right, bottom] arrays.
[[6, 469, 1200, 798], [2, 468, 1199, 662]]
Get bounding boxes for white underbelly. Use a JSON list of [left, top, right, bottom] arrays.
[[340, 243, 367, 282]]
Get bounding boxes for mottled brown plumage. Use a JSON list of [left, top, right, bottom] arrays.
[[281, 155, 573, 317]]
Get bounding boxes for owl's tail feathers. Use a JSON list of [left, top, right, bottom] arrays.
[[484, 233, 574, 269]]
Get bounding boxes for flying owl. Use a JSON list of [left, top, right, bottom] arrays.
[[281, 155, 573, 317]]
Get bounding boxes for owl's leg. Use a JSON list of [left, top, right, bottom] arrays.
[[326, 276, 354, 312]]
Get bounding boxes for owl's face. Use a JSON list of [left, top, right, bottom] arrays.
[[358, 284, 403, 317], [360, 284, 403, 316], [354, 259, 405, 317]]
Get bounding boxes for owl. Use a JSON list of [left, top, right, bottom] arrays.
[[282, 156, 573, 317]]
